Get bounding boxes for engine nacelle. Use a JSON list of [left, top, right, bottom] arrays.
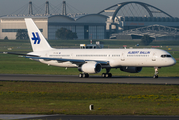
[[120, 67, 142, 73], [78, 62, 102, 74]]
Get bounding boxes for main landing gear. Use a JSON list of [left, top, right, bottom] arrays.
[[102, 73, 112, 78], [102, 68, 112, 78], [78, 68, 113, 78], [78, 73, 89, 78], [153, 67, 159, 79]]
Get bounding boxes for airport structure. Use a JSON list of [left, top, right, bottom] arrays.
[[1, 1, 179, 40], [98, 1, 179, 40], [0, 1, 107, 40]]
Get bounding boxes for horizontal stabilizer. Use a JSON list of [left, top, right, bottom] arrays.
[[2, 52, 39, 57]]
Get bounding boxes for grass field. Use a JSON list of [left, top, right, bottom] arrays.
[[0, 82, 179, 115], [0, 39, 179, 115]]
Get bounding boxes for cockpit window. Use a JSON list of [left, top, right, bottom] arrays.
[[161, 54, 171, 58]]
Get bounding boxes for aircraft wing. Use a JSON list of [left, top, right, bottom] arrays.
[[25, 56, 109, 65], [2, 52, 109, 65]]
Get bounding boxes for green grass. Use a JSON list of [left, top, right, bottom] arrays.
[[0, 81, 179, 115]]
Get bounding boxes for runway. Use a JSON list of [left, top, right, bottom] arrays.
[[0, 74, 179, 85]]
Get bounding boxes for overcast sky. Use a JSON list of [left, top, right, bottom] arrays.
[[0, 0, 179, 17]]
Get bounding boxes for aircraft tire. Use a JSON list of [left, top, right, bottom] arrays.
[[153, 75, 158, 79], [108, 73, 112, 78], [105, 73, 109, 78], [84, 73, 89, 78], [102, 73, 106, 78], [78, 73, 83, 78], [102, 73, 112, 78]]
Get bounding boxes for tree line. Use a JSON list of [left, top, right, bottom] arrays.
[[14, 28, 78, 40]]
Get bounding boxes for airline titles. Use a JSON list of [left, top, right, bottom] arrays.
[[128, 51, 150, 54]]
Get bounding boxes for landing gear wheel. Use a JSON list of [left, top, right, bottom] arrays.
[[153, 75, 158, 79], [102, 73, 106, 78], [84, 73, 89, 78], [78, 73, 83, 78], [105, 73, 109, 78], [102, 73, 112, 78], [108, 73, 112, 78], [78, 73, 89, 78], [153, 67, 159, 79]]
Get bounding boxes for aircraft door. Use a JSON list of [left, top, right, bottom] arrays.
[[152, 52, 157, 61], [121, 52, 125, 61]]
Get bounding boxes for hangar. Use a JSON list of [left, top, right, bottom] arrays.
[[0, 14, 107, 40], [48, 14, 107, 40]]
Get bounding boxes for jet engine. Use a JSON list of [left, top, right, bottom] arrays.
[[120, 67, 142, 73], [78, 62, 102, 74]]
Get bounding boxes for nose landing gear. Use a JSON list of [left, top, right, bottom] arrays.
[[153, 67, 159, 78]]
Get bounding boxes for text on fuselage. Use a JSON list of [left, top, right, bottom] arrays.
[[128, 51, 150, 54]]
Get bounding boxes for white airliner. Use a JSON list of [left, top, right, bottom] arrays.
[[4, 18, 176, 78]]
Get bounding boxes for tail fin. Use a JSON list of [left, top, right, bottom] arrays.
[[25, 18, 52, 52]]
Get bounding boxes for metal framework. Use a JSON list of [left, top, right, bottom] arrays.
[[45, 1, 50, 15], [62, 1, 67, 16], [28, 1, 33, 15], [98, 1, 173, 23], [113, 24, 179, 38]]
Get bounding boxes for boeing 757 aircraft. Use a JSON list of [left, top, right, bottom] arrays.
[[4, 18, 176, 78]]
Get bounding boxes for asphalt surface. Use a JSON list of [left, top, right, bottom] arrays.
[[0, 114, 179, 120], [0, 74, 179, 85]]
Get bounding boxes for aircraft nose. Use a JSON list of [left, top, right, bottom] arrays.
[[171, 58, 176, 66]]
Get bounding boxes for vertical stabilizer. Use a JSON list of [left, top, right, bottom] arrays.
[[25, 18, 52, 52]]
